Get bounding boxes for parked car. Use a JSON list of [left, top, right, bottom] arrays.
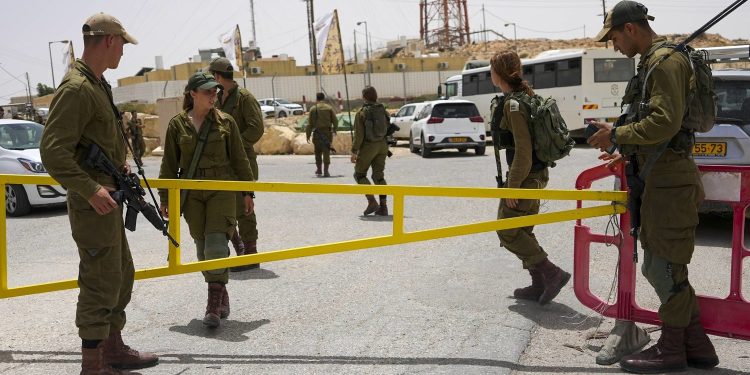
[[390, 102, 428, 142], [0, 119, 67, 216], [409, 100, 486, 158], [258, 98, 305, 117], [257, 101, 276, 118]]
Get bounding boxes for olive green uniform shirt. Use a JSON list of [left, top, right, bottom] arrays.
[[215, 83, 264, 152], [499, 97, 535, 189], [158, 109, 254, 205], [306, 102, 338, 139]]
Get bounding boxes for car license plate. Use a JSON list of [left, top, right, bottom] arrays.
[[693, 142, 727, 157], [449, 137, 467, 143]]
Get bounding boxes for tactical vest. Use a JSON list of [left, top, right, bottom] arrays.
[[490, 94, 546, 171], [618, 42, 694, 157]]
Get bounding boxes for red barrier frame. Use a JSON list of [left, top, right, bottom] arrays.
[[574, 163, 750, 340]]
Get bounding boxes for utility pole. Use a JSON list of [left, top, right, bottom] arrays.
[[304, 0, 320, 89], [25, 72, 34, 118], [248, 0, 257, 46], [353, 29, 358, 64], [601, 0, 608, 47], [482, 4, 487, 45]]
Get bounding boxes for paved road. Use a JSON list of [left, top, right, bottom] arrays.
[[1, 145, 748, 374]]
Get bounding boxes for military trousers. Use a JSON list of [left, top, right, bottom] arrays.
[[184, 189, 236, 284], [496, 169, 549, 269], [313, 130, 333, 165], [69, 193, 135, 340], [235, 147, 259, 241], [641, 251, 699, 328], [353, 141, 388, 185]]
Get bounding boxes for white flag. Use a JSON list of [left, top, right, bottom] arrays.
[[61, 41, 75, 75], [314, 12, 335, 61], [219, 26, 240, 71]]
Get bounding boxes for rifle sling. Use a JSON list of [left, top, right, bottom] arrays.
[[179, 113, 214, 214]]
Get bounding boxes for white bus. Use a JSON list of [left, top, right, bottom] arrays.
[[441, 49, 636, 138]]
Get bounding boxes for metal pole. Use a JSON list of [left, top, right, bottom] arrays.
[[402, 68, 407, 106], [271, 73, 277, 123], [48, 42, 56, 89], [513, 24, 517, 52], [482, 4, 487, 48], [365, 22, 371, 86], [353, 29, 358, 64]]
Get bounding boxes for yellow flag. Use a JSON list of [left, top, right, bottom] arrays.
[[319, 10, 344, 75]]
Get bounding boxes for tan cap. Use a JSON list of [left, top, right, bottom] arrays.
[[82, 13, 138, 45], [594, 1, 654, 42]]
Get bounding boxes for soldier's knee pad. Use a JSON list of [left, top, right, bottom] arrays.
[[354, 172, 369, 184], [496, 228, 518, 245], [642, 258, 675, 304], [372, 177, 386, 185], [204, 233, 229, 275]]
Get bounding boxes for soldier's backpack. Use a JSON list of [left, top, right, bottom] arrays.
[[362, 103, 389, 142], [510, 93, 575, 168]]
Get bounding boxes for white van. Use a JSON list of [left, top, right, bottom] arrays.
[[390, 102, 428, 141], [409, 100, 486, 158]]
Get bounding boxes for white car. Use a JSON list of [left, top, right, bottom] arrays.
[[409, 100, 486, 158], [390, 102, 428, 141], [258, 98, 304, 117], [257, 102, 276, 118], [0, 119, 66, 216]]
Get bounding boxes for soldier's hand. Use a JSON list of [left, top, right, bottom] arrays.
[[505, 198, 519, 209], [243, 196, 254, 215], [599, 152, 625, 168], [88, 186, 118, 216], [160, 205, 169, 219], [350, 154, 357, 163], [586, 121, 614, 152], [306, 137, 310, 144]]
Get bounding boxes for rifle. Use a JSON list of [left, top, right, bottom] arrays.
[[312, 128, 336, 154], [489, 95, 506, 188], [85, 143, 179, 247]]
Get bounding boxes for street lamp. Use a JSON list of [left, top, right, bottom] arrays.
[[48, 40, 69, 89], [356, 21, 371, 86], [504, 23, 517, 52]]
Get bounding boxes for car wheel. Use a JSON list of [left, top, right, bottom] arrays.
[[420, 133, 431, 158], [278, 111, 287, 118], [409, 132, 418, 153], [5, 184, 31, 217], [474, 146, 486, 156], [457, 147, 467, 153]]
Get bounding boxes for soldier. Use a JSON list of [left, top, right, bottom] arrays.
[[39, 13, 158, 374], [588, 1, 718, 373], [489, 50, 571, 306], [208, 57, 265, 271], [351, 86, 389, 216], [306, 92, 338, 177], [158, 72, 255, 328], [127, 109, 145, 159]]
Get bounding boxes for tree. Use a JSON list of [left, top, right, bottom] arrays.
[[36, 83, 54, 97]]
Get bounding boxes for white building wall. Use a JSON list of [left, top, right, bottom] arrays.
[[112, 70, 462, 105]]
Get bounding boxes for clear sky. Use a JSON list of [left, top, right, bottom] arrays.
[[1, 0, 747, 105]]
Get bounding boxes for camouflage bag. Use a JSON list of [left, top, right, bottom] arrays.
[[512, 93, 575, 167], [363, 103, 389, 142]]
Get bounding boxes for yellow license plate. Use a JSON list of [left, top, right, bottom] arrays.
[[693, 142, 727, 157], [449, 137, 467, 142]]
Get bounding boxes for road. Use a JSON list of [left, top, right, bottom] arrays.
[[1, 144, 748, 374]]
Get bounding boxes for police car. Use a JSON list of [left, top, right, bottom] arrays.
[[0, 119, 66, 216]]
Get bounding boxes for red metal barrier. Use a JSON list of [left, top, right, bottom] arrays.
[[574, 163, 750, 340]]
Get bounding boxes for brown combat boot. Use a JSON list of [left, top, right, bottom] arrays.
[[220, 284, 230, 319], [513, 267, 544, 301], [684, 314, 719, 369], [102, 330, 158, 370], [203, 282, 224, 328], [620, 326, 687, 373], [81, 342, 120, 374], [323, 163, 331, 177], [315, 161, 322, 175], [241, 240, 260, 269], [363, 195, 379, 215], [536, 258, 571, 305], [229, 229, 244, 256], [375, 198, 388, 216]]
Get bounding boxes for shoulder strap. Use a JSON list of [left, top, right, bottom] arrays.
[[179, 110, 214, 213]]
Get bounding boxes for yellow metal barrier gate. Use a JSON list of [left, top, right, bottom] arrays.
[[0, 174, 627, 299]]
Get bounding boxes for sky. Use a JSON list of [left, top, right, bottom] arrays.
[[1, 0, 748, 105]]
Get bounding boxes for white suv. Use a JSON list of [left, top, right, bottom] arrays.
[[390, 102, 428, 141], [409, 100, 486, 158], [258, 98, 304, 117]]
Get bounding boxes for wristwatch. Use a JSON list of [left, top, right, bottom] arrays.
[[242, 192, 256, 198]]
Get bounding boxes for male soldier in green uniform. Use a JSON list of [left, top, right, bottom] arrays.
[[209, 57, 264, 271], [588, 1, 718, 373], [40, 13, 158, 374], [306, 92, 338, 177], [351, 86, 389, 216], [127, 109, 145, 159]]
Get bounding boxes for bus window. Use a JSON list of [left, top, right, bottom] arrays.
[[556, 58, 582, 87], [445, 82, 457, 98], [477, 71, 498, 95], [594, 58, 635, 82], [523, 65, 534, 83], [462, 74, 480, 96], [534, 63, 556, 89]]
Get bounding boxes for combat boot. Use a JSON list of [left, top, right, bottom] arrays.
[[684, 314, 719, 369], [102, 330, 158, 370], [363, 195, 379, 215], [315, 161, 322, 175], [230, 237, 256, 272], [620, 326, 687, 373], [375, 197, 388, 216], [220, 284, 230, 319], [241, 240, 260, 269], [323, 163, 331, 177], [513, 267, 544, 301], [536, 258, 571, 305], [203, 282, 224, 328], [229, 230, 244, 256], [81, 342, 120, 375]]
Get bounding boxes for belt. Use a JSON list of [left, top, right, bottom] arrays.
[[194, 166, 232, 178]]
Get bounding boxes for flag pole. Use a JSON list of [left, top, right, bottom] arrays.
[[333, 10, 353, 136]]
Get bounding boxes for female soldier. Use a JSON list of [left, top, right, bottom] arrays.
[[158, 72, 255, 328], [490, 51, 570, 305], [350, 86, 389, 216]]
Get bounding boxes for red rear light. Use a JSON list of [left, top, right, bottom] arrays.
[[470, 116, 484, 123], [427, 117, 444, 124]]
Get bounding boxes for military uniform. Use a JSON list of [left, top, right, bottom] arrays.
[[306, 102, 338, 173], [614, 37, 704, 328], [352, 101, 390, 215], [41, 58, 132, 341], [158, 109, 254, 284], [215, 82, 264, 250], [127, 113, 145, 159]]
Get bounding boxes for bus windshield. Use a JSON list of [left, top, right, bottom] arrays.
[[594, 58, 635, 82]]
